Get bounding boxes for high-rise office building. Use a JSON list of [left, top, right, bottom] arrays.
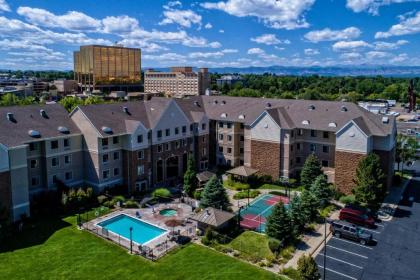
[[73, 45, 141, 92]]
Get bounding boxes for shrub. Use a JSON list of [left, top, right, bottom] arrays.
[[281, 267, 301, 280], [268, 190, 287, 197], [297, 255, 321, 280], [112, 195, 125, 206], [339, 194, 355, 204], [268, 238, 281, 254], [193, 190, 202, 200], [201, 237, 211, 246], [124, 200, 139, 208], [204, 227, 215, 241], [233, 190, 260, 200], [97, 195, 108, 204], [152, 188, 171, 199], [102, 200, 114, 208]]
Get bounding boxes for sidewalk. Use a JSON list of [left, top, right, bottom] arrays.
[[378, 177, 411, 221]]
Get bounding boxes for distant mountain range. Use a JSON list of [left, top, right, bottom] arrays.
[[145, 66, 420, 77]]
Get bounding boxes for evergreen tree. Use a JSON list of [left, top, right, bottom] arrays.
[[297, 255, 321, 280], [352, 153, 386, 210], [183, 154, 197, 197], [300, 190, 320, 223], [310, 174, 333, 207], [300, 154, 323, 190], [289, 195, 306, 234], [265, 202, 293, 244], [200, 176, 230, 210]]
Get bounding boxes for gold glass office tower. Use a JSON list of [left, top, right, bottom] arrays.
[[74, 45, 141, 91]]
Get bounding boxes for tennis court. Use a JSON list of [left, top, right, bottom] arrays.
[[240, 194, 290, 232]]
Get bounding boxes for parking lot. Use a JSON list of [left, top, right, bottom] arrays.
[[315, 178, 420, 280]]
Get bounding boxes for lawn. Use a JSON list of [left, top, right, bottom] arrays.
[[257, 184, 304, 192], [227, 231, 275, 261], [0, 213, 280, 280]]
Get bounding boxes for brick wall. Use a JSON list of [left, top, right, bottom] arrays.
[[0, 171, 11, 220], [374, 148, 396, 189], [196, 134, 209, 170], [250, 140, 280, 180], [335, 150, 366, 195]]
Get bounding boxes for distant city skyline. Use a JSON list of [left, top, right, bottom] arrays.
[[0, 0, 420, 70]]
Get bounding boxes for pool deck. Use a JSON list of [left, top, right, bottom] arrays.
[[83, 202, 197, 260]]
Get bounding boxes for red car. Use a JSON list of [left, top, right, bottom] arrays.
[[339, 208, 376, 228]]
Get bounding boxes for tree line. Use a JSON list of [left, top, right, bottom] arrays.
[[212, 74, 419, 103]]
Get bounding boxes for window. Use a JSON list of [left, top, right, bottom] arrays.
[[29, 143, 37, 151], [227, 148, 232, 154], [65, 172, 73, 181], [291, 130, 295, 137], [219, 134, 224, 140], [202, 123, 206, 130], [202, 148, 206, 156], [165, 143, 170, 151], [31, 177, 39, 187], [228, 135, 232, 142], [157, 130, 162, 138], [102, 154, 109, 163], [102, 138, 108, 147], [240, 123, 244, 129], [64, 155, 72, 165], [175, 127, 179, 135], [310, 144, 316, 152], [113, 152, 120, 160], [323, 131, 329, 139], [137, 165, 144, 176], [227, 160, 232, 166], [51, 157, 59, 167], [137, 134, 143, 143], [51, 140, 58, 149], [298, 129, 303, 136], [157, 144, 163, 153], [218, 146, 223, 153], [297, 143, 301, 150], [182, 126, 187, 133], [240, 160, 244, 165], [52, 175, 58, 184], [138, 150, 144, 159], [190, 124, 194, 132], [182, 139, 187, 146], [30, 159, 38, 169], [165, 129, 170, 137], [240, 148, 244, 154], [113, 136, 119, 144], [296, 157, 301, 164], [240, 135, 244, 141], [310, 130, 317, 137], [64, 139, 70, 148], [227, 123, 232, 129], [322, 160, 329, 167], [175, 141, 180, 149], [291, 145, 294, 151], [114, 168, 120, 176], [103, 170, 110, 179], [202, 137, 205, 143], [323, 146, 329, 153], [219, 122, 223, 128]]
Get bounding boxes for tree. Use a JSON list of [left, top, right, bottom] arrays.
[[352, 153, 386, 210], [301, 154, 323, 190], [396, 134, 417, 173], [310, 174, 333, 207], [183, 154, 197, 196], [297, 255, 321, 280], [200, 175, 230, 210], [289, 195, 306, 233], [265, 202, 293, 244], [300, 190, 320, 223]]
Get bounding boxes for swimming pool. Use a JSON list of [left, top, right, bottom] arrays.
[[98, 214, 167, 245]]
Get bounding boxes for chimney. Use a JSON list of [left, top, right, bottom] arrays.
[[6, 112, 14, 122], [40, 109, 48, 118], [123, 106, 129, 114]]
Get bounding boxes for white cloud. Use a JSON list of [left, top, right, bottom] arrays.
[[365, 50, 391, 59], [221, 48, 238, 53], [17, 6, 101, 31], [204, 23, 212, 29], [189, 51, 225, 58], [117, 39, 169, 53], [219, 29, 224, 33], [374, 39, 408, 50], [247, 47, 265, 55], [166, 1, 182, 8], [346, 0, 420, 15], [0, 0, 10, 12], [304, 27, 361, 43], [375, 11, 420, 38], [159, 8, 202, 28], [201, 0, 315, 30], [332, 40, 372, 51], [304, 48, 320, 55], [274, 46, 285, 51], [251, 34, 290, 45], [340, 52, 363, 60], [102, 16, 139, 33], [390, 53, 408, 63]]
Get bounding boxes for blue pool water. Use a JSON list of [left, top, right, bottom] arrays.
[[98, 214, 167, 245]]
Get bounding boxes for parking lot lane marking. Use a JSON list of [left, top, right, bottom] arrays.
[[317, 265, 358, 280], [318, 253, 363, 269], [375, 223, 384, 228], [327, 245, 368, 259], [331, 237, 373, 249]]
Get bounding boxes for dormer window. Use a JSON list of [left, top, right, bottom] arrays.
[[221, 113, 227, 118], [341, 106, 348, 112], [302, 120, 310, 125], [238, 114, 245, 119], [308, 105, 315, 111]]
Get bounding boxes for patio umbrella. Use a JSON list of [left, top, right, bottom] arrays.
[[165, 219, 183, 234]]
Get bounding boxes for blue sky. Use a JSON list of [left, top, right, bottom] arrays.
[[0, 0, 419, 70]]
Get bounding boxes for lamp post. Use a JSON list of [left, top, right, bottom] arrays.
[[129, 226, 133, 254], [247, 189, 250, 206], [323, 218, 327, 280]]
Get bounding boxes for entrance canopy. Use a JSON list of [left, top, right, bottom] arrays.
[[226, 166, 258, 178]]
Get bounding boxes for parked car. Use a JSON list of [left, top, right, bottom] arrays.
[[339, 207, 376, 228], [344, 203, 378, 219], [330, 220, 373, 245]]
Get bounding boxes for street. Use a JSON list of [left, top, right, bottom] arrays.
[[315, 178, 420, 280]]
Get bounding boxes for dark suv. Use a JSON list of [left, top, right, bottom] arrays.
[[330, 220, 373, 245]]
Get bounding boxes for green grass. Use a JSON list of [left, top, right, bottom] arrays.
[[233, 190, 260, 200], [227, 231, 275, 262], [223, 179, 250, 191], [257, 184, 304, 192], [0, 213, 280, 280], [319, 204, 338, 218]]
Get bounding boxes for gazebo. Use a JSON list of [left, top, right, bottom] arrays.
[[196, 171, 217, 187], [226, 166, 258, 181], [190, 207, 236, 231]]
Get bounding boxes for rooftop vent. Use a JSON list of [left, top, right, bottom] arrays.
[[213, 100, 218, 105], [58, 126, 70, 134], [40, 109, 48, 118], [308, 104, 315, 111], [6, 112, 15, 122], [341, 106, 348, 112], [238, 114, 245, 120], [382, 116, 389, 124], [266, 102, 272, 108], [220, 113, 227, 118], [28, 130, 41, 138], [302, 120, 310, 125], [221, 100, 226, 105], [328, 122, 337, 128], [194, 101, 200, 107], [101, 126, 113, 134], [123, 107, 129, 114]]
